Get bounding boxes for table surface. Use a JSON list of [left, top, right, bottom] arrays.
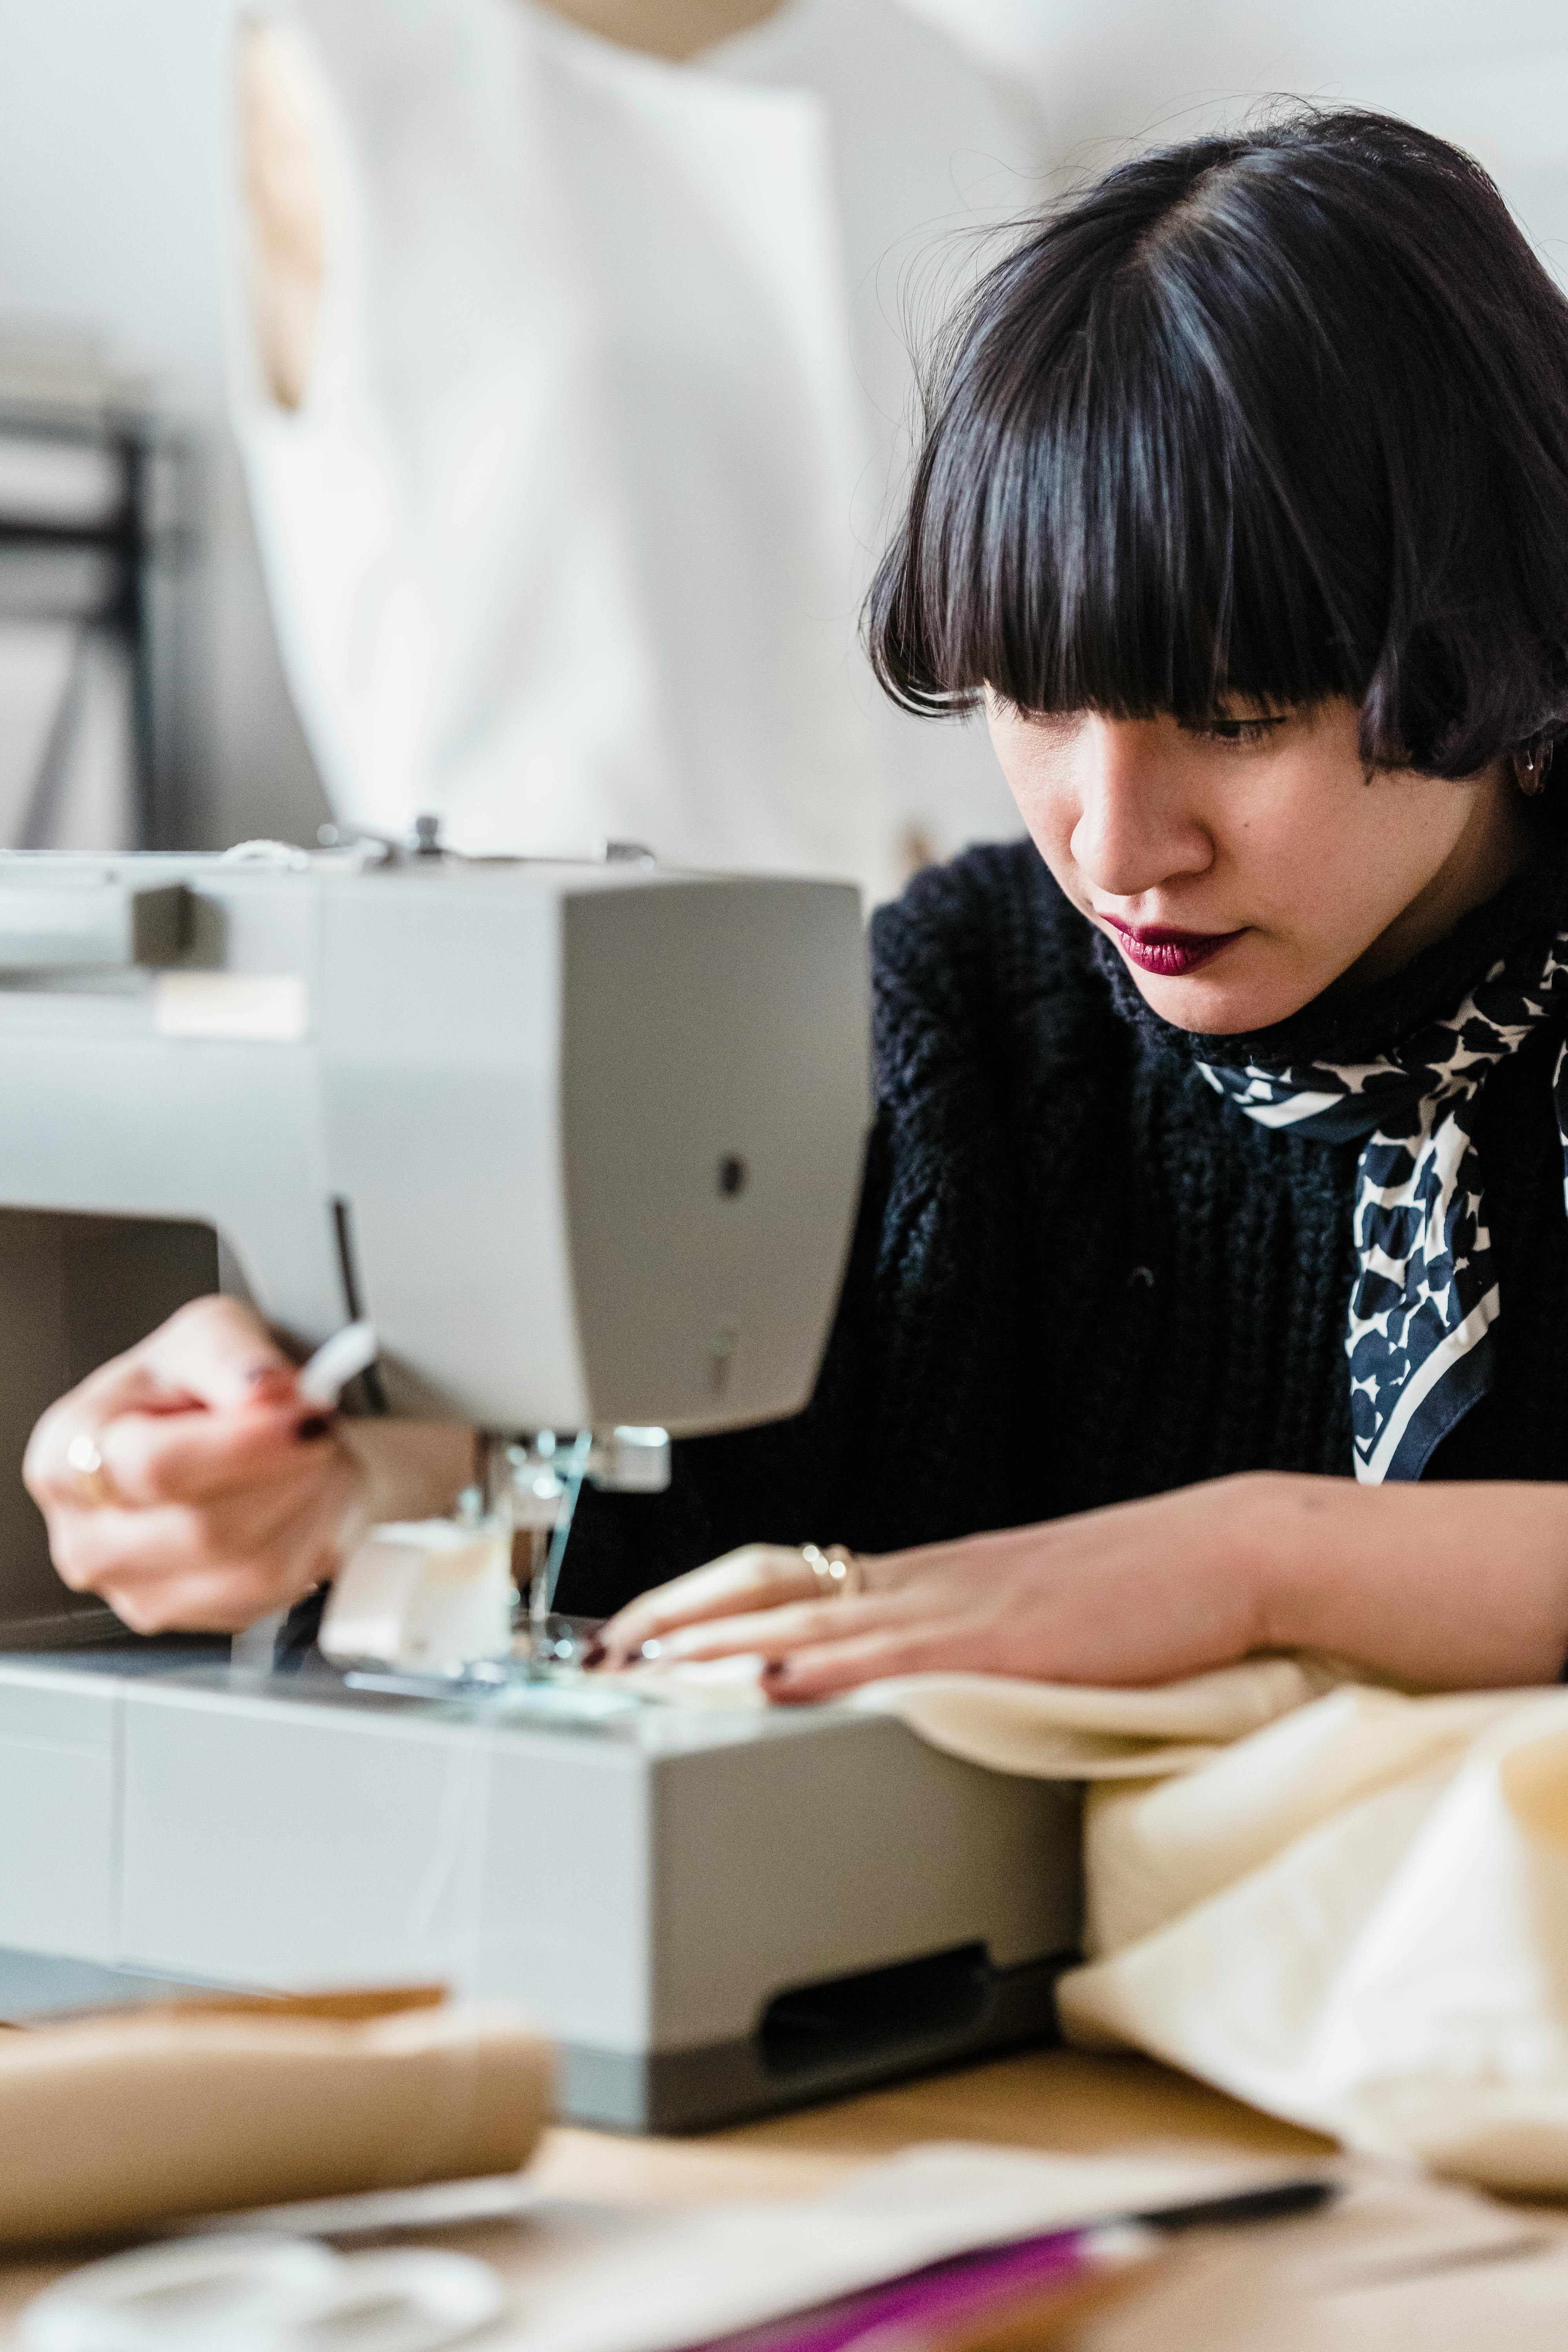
[[538, 2041, 1330, 2204], [0, 2042, 1333, 2336]]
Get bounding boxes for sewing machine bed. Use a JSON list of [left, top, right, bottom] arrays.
[[0, 1649, 1083, 2131]]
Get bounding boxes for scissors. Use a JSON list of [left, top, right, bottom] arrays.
[[20, 2232, 504, 2352]]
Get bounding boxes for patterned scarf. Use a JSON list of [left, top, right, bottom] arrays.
[[1197, 931, 1568, 1482]]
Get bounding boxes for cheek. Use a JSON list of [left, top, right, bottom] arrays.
[[1272, 779, 1464, 924], [1233, 771, 1485, 971], [994, 748, 1076, 865]]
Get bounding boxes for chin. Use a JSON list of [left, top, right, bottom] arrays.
[[1124, 957, 1316, 1038]]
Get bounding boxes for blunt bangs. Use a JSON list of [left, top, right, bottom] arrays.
[[869, 109, 1568, 779]]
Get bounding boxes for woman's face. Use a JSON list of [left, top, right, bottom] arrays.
[[985, 694, 1535, 1034]]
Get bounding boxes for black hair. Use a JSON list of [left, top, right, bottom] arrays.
[[867, 107, 1568, 779]]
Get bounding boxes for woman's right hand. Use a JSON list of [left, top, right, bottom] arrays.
[[24, 1296, 367, 1635]]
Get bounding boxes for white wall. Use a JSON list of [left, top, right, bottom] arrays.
[[4, 0, 1568, 846], [909, 0, 1568, 279], [0, 0, 231, 410], [0, 0, 328, 849]]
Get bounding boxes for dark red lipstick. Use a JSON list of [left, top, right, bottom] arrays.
[[1099, 916, 1245, 976]]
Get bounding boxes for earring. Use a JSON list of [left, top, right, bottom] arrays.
[[1517, 745, 1552, 797]]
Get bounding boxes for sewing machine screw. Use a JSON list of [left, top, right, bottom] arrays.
[[717, 1154, 748, 1198]]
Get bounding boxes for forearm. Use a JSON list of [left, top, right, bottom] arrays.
[[338, 1421, 475, 1529], [1246, 1472, 1568, 1688]]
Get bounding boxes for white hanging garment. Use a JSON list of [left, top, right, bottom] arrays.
[[231, 0, 1033, 894], [704, 0, 1036, 865]]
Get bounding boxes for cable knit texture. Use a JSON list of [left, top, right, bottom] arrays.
[[560, 839, 1568, 1618]]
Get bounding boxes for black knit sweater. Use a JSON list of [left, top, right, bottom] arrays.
[[559, 838, 1568, 1619]]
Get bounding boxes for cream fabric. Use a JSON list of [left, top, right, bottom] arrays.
[[848, 1656, 1339, 1777], [641, 1653, 1568, 2187], [858, 1664, 1568, 2192]]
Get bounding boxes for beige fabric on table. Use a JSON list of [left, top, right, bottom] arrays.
[[643, 1654, 1568, 2189], [0, 1999, 551, 2244], [1059, 1687, 1568, 2192], [856, 1664, 1568, 2193], [847, 1655, 1339, 1777]]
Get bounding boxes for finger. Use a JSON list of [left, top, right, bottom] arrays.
[[50, 1501, 292, 1624], [638, 1593, 899, 1664], [96, 1403, 332, 1509], [49, 1499, 207, 1595], [51, 1446, 353, 1592], [52, 1466, 358, 1630], [54, 1507, 305, 1621], [138, 1295, 300, 1410], [599, 1546, 815, 1660], [94, 1553, 330, 1635], [761, 1620, 988, 1702], [23, 1301, 304, 1506], [26, 1360, 202, 1494], [33, 1399, 327, 1512]]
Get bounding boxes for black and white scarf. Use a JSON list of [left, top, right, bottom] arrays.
[[1197, 933, 1568, 1482]]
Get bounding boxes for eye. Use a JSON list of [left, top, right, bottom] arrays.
[[1018, 709, 1087, 744], [1185, 715, 1288, 748]]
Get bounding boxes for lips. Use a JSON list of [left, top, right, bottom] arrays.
[[1099, 916, 1246, 977]]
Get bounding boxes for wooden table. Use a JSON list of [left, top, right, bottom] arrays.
[[0, 2045, 1328, 2337], [534, 2042, 1329, 2207]]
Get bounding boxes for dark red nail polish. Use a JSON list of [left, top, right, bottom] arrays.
[[580, 1639, 606, 1670], [298, 1415, 330, 1441]]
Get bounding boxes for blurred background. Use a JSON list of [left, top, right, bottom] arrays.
[[0, 0, 1564, 898]]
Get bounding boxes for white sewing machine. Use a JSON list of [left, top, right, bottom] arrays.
[[0, 844, 1082, 2128]]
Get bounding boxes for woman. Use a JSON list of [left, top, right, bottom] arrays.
[[28, 107, 1568, 1696]]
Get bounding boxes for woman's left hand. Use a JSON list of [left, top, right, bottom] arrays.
[[597, 1468, 1568, 1699], [595, 1475, 1272, 1700]]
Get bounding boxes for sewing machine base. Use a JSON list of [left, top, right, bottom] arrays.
[[0, 1649, 1083, 2132], [0, 1941, 1070, 2134], [563, 1949, 1069, 2131]]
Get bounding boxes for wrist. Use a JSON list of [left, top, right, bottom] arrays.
[[1214, 1470, 1314, 1653], [336, 1421, 475, 1530]]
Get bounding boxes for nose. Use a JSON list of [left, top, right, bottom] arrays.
[[1068, 718, 1213, 901]]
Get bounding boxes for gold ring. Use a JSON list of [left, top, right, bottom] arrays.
[[800, 1542, 862, 1600], [64, 1430, 121, 1510]]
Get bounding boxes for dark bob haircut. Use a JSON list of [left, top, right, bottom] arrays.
[[867, 107, 1568, 779]]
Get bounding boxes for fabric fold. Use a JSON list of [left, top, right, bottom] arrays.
[[851, 1657, 1568, 2191]]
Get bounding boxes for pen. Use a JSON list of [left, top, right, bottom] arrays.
[[690, 2178, 1339, 2352], [296, 1319, 379, 1408]]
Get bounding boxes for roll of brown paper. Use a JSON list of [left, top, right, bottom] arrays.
[[0, 1991, 553, 2244]]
